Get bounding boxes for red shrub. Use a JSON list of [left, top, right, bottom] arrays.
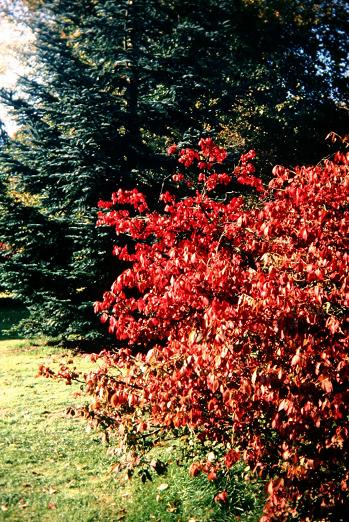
[[44, 141, 349, 520]]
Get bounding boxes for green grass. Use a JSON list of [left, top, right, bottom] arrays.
[[121, 457, 263, 522], [0, 308, 264, 521], [0, 339, 124, 521]]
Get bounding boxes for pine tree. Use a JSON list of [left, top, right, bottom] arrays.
[[0, 0, 347, 342], [0, 122, 6, 146]]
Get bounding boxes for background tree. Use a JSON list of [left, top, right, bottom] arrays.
[[0, 120, 7, 146], [0, 0, 347, 342]]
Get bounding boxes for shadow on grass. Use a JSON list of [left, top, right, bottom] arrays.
[[0, 297, 29, 340]]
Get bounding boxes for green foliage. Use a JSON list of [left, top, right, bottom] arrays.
[[0, 297, 29, 340], [0, 120, 7, 147], [0, 0, 347, 340], [217, 0, 348, 167]]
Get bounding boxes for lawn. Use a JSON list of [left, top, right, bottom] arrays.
[[0, 339, 124, 521]]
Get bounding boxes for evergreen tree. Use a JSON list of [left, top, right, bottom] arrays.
[[0, 121, 7, 147], [0, 0, 347, 342]]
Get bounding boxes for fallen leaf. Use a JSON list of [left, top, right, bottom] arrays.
[[18, 498, 28, 509]]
